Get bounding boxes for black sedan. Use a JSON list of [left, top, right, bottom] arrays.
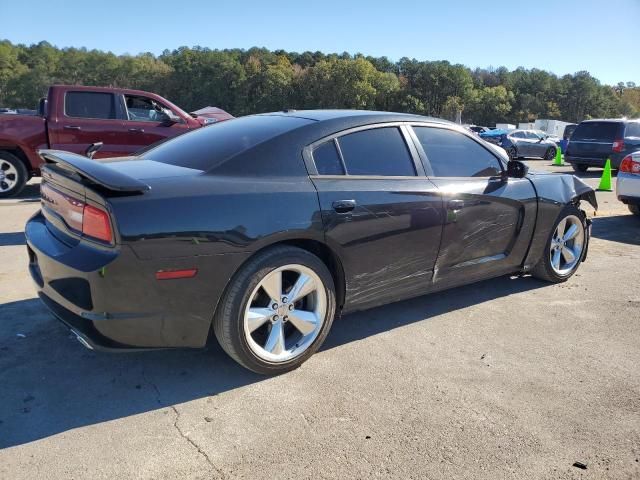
[[26, 110, 598, 374]]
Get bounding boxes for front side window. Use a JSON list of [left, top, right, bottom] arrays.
[[65, 92, 116, 119], [413, 126, 503, 178], [125, 95, 170, 122], [335, 127, 416, 176], [511, 131, 525, 139]]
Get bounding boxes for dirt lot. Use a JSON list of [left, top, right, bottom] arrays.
[[1, 161, 639, 480]]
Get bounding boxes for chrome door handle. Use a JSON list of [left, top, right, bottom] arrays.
[[332, 199, 356, 213], [447, 199, 464, 210], [64, 125, 81, 130], [128, 128, 145, 133]]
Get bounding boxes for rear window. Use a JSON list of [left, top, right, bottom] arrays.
[[65, 92, 116, 119], [141, 115, 312, 170], [572, 122, 622, 142]]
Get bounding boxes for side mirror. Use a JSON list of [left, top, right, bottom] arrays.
[[85, 142, 103, 159], [161, 108, 182, 125], [506, 160, 529, 178]]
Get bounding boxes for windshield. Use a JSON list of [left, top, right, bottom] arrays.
[[140, 114, 313, 170], [571, 122, 621, 142]]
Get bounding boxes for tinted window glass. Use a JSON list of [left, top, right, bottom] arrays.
[[65, 92, 116, 119], [313, 141, 344, 175], [563, 124, 577, 140], [625, 122, 640, 138], [142, 115, 311, 170], [414, 127, 502, 177], [337, 127, 415, 176], [572, 122, 621, 141]]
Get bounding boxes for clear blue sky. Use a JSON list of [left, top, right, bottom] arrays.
[[1, 0, 638, 85]]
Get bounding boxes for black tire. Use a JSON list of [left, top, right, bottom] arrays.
[[572, 163, 588, 173], [0, 151, 28, 198], [629, 204, 640, 216], [213, 246, 336, 375], [532, 204, 587, 283], [506, 146, 517, 160], [544, 147, 556, 160]]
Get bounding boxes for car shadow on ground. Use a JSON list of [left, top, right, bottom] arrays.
[[0, 274, 546, 449], [591, 214, 640, 245], [0, 232, 26, 247]]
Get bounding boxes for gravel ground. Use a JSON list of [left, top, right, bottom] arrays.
[[0, 161, 638, 479]]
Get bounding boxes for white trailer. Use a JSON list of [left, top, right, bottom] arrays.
[[534, 119, 573, 137], [496, 123, 516, 130]]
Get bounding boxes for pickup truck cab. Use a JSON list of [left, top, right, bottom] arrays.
[[0, 85, 233, 197]]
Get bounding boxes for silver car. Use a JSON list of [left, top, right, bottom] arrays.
[[617, 152, 640, 216], [501, 129, 558, 160]]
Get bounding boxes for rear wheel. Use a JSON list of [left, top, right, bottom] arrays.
[[572, 163, 588, 173], [629, 204, 640, 216], [214, 246, 336, 375], [0, 152, 28, 198], [544, 147, 556, 160], [532, 205, 587, 283]]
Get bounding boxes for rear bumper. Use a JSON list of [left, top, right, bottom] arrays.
[[26, 210, 249, 350], [616, 174, 640, 204], [565, 154, 623, 168]]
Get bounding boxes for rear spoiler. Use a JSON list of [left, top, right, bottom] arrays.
[[38, 150, 150, 193]]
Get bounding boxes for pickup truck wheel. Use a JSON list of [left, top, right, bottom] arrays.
[[0, 152, 28, 198]]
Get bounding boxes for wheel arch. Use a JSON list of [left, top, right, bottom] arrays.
[[209, 237, 347, 343], [0, 147, 34, 176]]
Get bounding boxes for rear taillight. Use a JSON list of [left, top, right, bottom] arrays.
[[82, 204, 113, 243], [619, 154, 640, 174], [612, 139, 625, 152]]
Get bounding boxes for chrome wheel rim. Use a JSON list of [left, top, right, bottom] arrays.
[[243, 264, 327, 363], [549, 215, 585, 275], [0, 160, 18, 193]]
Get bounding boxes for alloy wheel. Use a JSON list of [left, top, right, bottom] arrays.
[[0, 159, 18, 193], [243, 264, 327, 363], [549, 215, 585, 275]]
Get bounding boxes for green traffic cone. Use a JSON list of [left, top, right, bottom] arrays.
[[553, 147, 564, 166], [597, 158, 613, 192]]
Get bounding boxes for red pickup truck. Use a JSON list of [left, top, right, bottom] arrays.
[[0, 85, 233, 197]]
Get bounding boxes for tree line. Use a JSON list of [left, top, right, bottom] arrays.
[[1, 40, 638, 125]]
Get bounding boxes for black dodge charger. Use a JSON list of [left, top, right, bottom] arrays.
[[26, 110, 598, 374]]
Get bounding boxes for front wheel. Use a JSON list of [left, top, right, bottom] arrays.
[[506, 146, 517, 160], [214, 246, 336, 375], [572, 163, 588, 173], [629, 204, 640, 216], [532, 205, 587, 283]]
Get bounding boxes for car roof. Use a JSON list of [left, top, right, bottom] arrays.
[[258, 109, 450, 125], [579, 118, 638, 124]]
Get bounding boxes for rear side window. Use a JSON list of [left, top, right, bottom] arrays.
[[313, 141, 345, 175], [336, 127, 416, 176], [572, 122, 622, 141], [414, 126, 502, 177], [625, 123, 640, 138], [143, 114, 312, 170], [65, 92, 116, 119]]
